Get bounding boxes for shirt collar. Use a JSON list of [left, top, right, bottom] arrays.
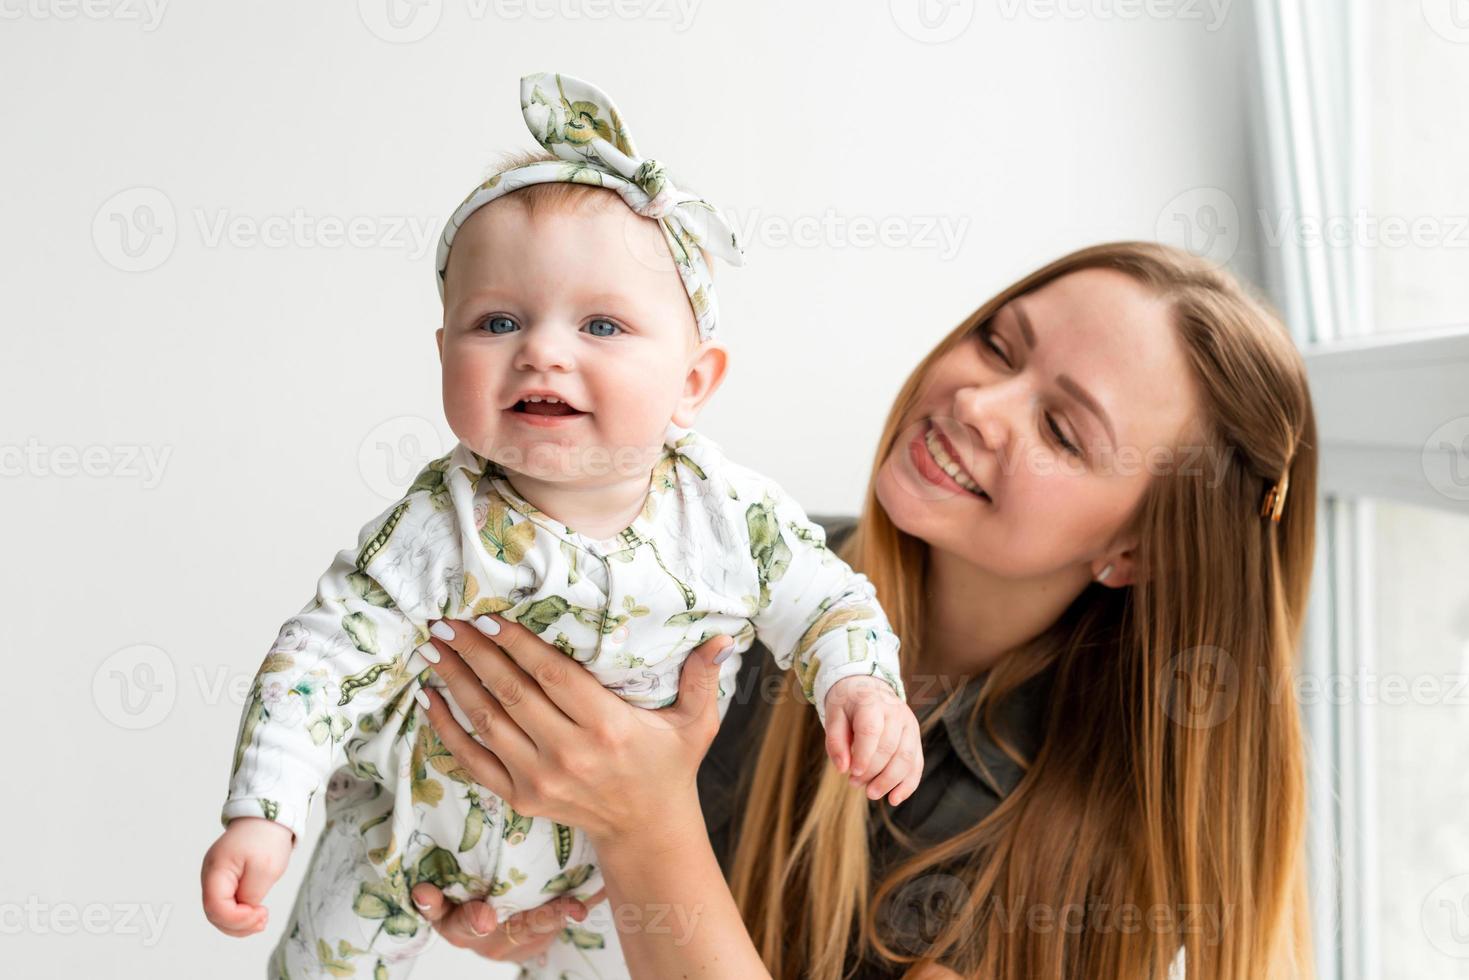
[[935, 665, 1051, 798]]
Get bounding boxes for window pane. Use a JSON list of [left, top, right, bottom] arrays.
[[1369, 498, 1469, 978], [1368, 6, 1469, 333]]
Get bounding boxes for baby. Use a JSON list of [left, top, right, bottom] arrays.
[[201, 72, 920, 979]]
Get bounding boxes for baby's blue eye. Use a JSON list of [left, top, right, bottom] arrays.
[[584, 318, 621, 338], [481, 316, 518, 335]]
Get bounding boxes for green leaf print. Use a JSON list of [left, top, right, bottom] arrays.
[[231, 689, 265, 779], [560, 924, 607, 950], [341, 612, 380, 655], [307, 712, 350, 746], [541, 863, 594, 895], [352, 880, 419, 938], [481, 495, 537, 565], [664, 610, 708, 628], [746, 495, 792, 611], [503, 805, 533, 845], [313, 938, 355, 978], [346, 570, 392, 607], [415, 847, 465, 889], [516, 596, 571, 635], [560, 539, 582, 585]]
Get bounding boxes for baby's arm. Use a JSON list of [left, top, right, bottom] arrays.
[[741, 484, 922, 805], [203, 487, 453, 934]]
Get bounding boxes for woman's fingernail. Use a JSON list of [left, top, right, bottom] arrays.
[[468, 908, 492, 936], [414, 689, 431, 710], [429, 621, 455, 642], [412, 892, 430, 910], [712, 641, 733, 665], [419, 643, 441, 664], [472, 615, 501, 637]]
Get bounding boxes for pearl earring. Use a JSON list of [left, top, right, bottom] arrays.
[[1096, 563, 1114, 583]]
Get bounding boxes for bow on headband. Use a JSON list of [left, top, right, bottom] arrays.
[[435, 72, 745, 341]]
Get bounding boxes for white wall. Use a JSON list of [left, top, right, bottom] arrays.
[[0, 2, 1263, 976]]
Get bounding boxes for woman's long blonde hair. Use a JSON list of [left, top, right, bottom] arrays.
[[728, 242, 1317, 979]]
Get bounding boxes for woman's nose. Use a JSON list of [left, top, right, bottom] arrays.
[[951, 384, 1014, 456]]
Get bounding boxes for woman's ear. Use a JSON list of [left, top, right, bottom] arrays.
[[1093, 538, 1144, 588], [671, 341, 730, 429], [435, 326, 444, 362]]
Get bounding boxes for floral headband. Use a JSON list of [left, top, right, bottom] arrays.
[[434, 72, 745, 341]]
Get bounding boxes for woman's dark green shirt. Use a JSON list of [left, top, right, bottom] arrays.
[[693, 516, 1052, 978]]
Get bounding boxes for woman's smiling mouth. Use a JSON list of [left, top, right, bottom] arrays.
[[910, 421, 990, 500]]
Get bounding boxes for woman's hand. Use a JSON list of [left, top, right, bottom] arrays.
[[409, 881, 603, 962], [415, 615, 731, 849]]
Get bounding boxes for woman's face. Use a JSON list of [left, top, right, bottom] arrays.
[[875, 268, 1207, 581]]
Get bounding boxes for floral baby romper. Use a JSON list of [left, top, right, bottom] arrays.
[[221, 428, 904, 979]]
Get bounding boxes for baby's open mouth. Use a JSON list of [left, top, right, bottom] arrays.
[[513, 397, 585, 417]]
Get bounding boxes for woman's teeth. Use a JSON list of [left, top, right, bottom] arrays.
[[924, 427, 987, 497]]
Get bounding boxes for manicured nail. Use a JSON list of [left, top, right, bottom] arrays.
[[419, 643, 441, 664], [412, 892, 430, 910], [429, 621, 455, 642], [712, 641, 733, 665], [472, 615, 501, 637], [469, 908, 492, 937], [414, 689, 431, 710]]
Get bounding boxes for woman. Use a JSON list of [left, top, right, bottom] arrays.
[[409, 242, 1318, 979]]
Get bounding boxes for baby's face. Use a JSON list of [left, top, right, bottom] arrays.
[[437, 193, 715, 487]]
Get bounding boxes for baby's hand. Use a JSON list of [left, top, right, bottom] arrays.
[[823, 675, 923, 806], [201, 817, 295, 937]]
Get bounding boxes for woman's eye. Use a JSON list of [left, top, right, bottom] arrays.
[[584, 318, 622, 338], [480, 316, 518, 335], [978, 326, 1011, 366], [1047, 414, 1082, 457]]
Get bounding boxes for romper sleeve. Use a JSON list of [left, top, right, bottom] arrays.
[[738, 475, 904, 729], [218, 458, 469, 848]]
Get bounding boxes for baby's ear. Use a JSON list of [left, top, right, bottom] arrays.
[[672, 341, 729, 429]]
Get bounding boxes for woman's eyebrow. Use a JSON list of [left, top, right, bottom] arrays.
[[1010, 300, 1117, 446]]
